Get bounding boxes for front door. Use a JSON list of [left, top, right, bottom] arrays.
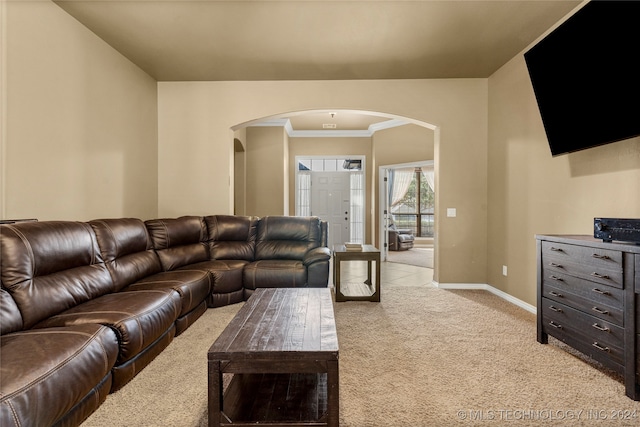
[[311, 172, 350, 248]]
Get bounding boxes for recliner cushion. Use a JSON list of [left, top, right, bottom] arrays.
[[145, 216, 208, 271], [128, 269, 211, 316], [0, 221, 114, 329], [33, 289, 180, 364], [90, 218, 163, 291], [397, 234, 414, 243], [0, 288, 22, 335], [0, 324, 118, 427], [205, 215, 257, 261], [91, 218, 210, 332], [243, 260, 306, 290], [179, 259, 246, 308], [255, 216, 322, 261]]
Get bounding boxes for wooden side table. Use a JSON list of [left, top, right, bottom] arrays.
[[332, 244, 380, 302]]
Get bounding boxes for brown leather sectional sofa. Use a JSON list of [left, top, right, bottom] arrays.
[[0, 214, 329, 427]]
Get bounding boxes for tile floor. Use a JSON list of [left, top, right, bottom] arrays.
[[330, 259, 434, 292]]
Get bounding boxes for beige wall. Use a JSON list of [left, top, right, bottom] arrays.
[[2, 0, 158, 221], [487, 53, 640, 306], [245, 126, 288, 216], [157, 79, 488, 285], [374, 124, 434, 166]]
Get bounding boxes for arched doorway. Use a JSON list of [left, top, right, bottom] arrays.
[[232, 109, 438, 274]]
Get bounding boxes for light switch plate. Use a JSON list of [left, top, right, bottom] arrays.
[[447, 208, 457, 217]]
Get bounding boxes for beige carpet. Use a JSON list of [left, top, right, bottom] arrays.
[[83, 282, 640, 426], [386, 247, 433, 269]]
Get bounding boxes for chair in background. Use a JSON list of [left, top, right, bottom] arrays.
[[388, 222, 415, 251]]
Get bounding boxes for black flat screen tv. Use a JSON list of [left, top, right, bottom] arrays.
[[524, 1, 640, 156]]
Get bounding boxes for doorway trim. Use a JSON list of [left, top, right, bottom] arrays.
[[379, 160, 435, 263]]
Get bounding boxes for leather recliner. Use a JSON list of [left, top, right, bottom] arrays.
[[388, 224, 415, 251]]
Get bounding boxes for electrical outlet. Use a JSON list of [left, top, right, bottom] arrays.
[[502, 265, 508, 276]]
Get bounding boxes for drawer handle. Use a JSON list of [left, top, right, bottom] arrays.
[[592, 323, 610, 332], [592, 253, 611, 260], [548, 321, 563, 329], [549, 262, 563, 268], [550, 247, 564, 252], [548, 291, 563, 298], [592, 342, 610, 352], [590, 272, 610, 280], [549, 275, 564, 282], [592, 307, 610, 315], [549, 305, 563, 313], [592, 288, 610, 296]]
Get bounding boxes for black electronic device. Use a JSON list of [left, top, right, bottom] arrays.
[[594, 218, 640, 244], [524, 1, 640, 157]]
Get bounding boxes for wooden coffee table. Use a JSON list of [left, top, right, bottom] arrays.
[[208, 288, 339, 427]]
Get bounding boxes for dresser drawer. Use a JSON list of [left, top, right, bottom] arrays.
[[542, 298, 624, 367], [542, 241, 623, 288], [542, 272, 623, 326], [546, 320, 624, 373]]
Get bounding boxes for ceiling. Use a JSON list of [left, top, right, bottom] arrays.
[[52, 0, 582, 132]]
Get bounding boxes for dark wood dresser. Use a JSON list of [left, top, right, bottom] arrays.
[[536, 234, 640, 400]]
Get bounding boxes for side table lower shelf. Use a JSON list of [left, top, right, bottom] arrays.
[[221, 373, 329, 426]]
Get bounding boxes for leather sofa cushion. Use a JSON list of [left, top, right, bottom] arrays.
[[205, 215, 257, 261], [0, 324, 118, 427], [0, 289, 22, 335], [145, 216, 209, 271], [208, 260, 248, 294], [181, 259, 246, 308], [209, 289, 244, 308], [33, 289, 180, 364], [90, 218, 163, 291], [243, 260, 307, 290], [127, 269, 211, 316], [185, 259, 247, 294], [0, 221, 114, 329], [255, 216, 322, 261], [54, 375, 112, 427]]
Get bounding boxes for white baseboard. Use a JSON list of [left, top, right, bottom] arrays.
[[432, 281, 536, 314]]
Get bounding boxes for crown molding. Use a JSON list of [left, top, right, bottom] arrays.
[[249, 117, 409, 138], [289, 129, 374, 138]]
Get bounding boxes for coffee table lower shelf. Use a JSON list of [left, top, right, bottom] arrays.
[[220, 373, 329, 426]]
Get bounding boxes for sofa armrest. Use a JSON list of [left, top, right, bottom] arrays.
[[303, 246, 331, 267]]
